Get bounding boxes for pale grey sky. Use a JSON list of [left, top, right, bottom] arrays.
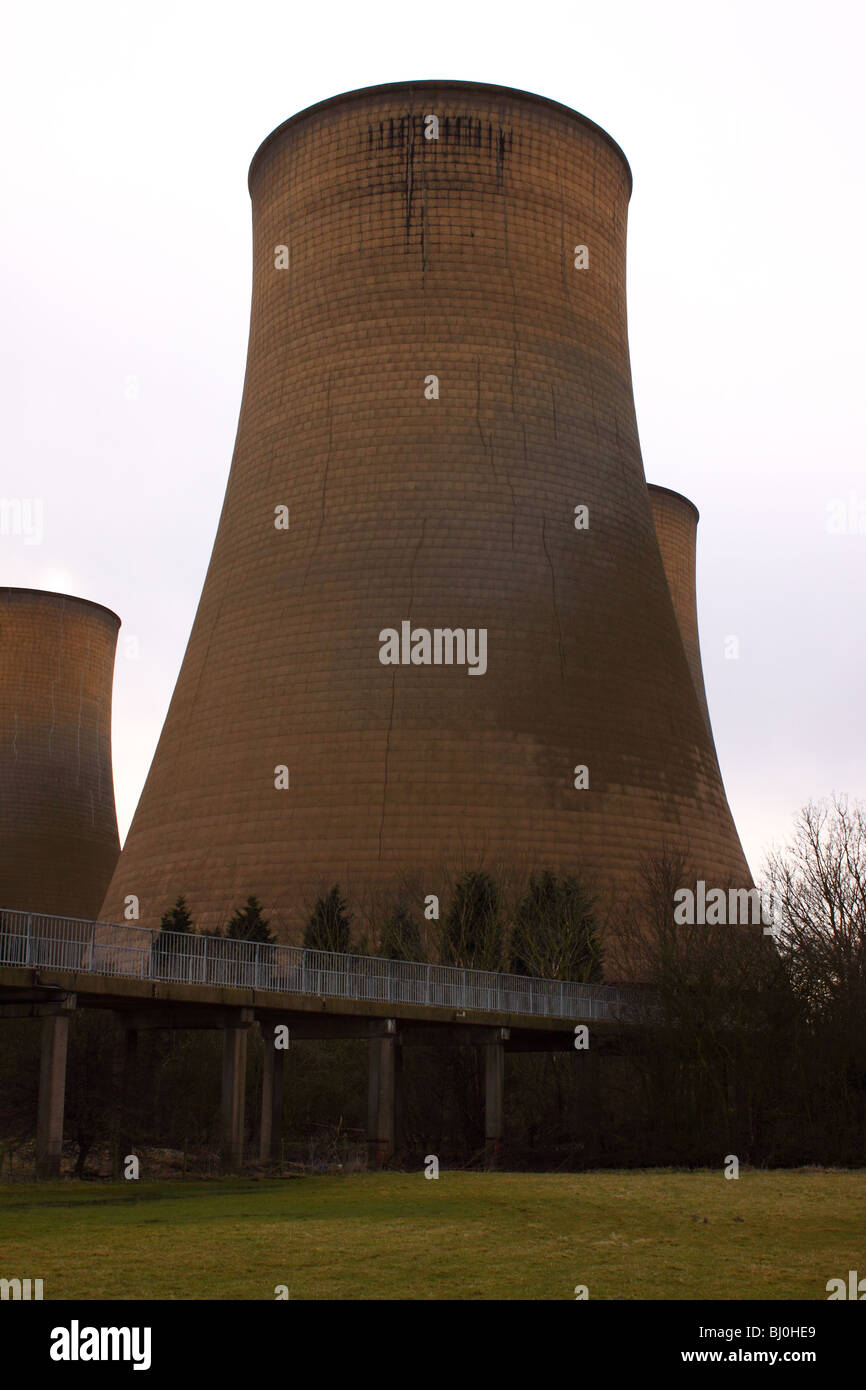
[[2, 0, 864, 875]]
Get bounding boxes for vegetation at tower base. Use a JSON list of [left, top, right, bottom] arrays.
[[3, 803, 862, 1174], [378, 901, 426, 962], [159, 896, 194, 935], [150, 895, 194, 975], [508, 871, 604, 982], [304, 886, 353, 953], [438, 871, 504, 971], [226, 896, 275, 943]]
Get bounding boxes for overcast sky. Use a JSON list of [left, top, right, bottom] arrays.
[[2, 0, 864, 875]]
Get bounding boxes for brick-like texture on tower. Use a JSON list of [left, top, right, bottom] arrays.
[[100, 81, 751, 942], [1, 588, 120, 916], [648, 484, 713, 736]]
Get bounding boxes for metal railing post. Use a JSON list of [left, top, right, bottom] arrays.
[[87, 920, 95, 972]]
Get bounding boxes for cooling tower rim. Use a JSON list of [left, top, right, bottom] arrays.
[[646, 483, 700, 524], [0, 586, 121, 628], [248, 80, 633, 195]]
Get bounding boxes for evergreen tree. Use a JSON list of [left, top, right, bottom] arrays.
[[304, 885, 352, 953], [439, 871, 502, 971], [508, 871, 603, 981], [159, 896, 194, 935], [152, 896, 195, 976], [226, 895, 274, 943]]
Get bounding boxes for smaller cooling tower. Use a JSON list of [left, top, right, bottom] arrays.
[[648, 485, 713, 737], [0, 588, 121, 917]]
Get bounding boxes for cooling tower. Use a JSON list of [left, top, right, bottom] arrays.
[[0, 588, 121, 917], [101, 80, 751, 944], [648, 484, 712, 735]]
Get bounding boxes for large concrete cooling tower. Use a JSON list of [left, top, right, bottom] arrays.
[[101, 80, 751, 940], [0, 588, 120, 917], [648, 484, 713, 736]]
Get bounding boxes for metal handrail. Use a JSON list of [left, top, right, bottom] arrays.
[[0, 906, 643, 1024]]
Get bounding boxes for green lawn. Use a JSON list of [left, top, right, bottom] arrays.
[[0, 1170, 862, 1300]]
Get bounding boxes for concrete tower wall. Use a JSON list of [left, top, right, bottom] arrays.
[[100, 81, 751, 947], [0, 588, 121, 917], [648, 484, 712, 735]]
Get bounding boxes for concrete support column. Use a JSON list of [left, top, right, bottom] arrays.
[[36, 1001, 75, 1180], [367, 1024, 397, 1169], [483, 1040, 505, 1169], [394, 1038, 405, 1155], [259, 1022, 285, 1162], [221, 1008, 253, 1173]]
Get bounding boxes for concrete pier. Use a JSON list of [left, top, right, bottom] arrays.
[[35, 999, 76, 1179], [220, 1007, 254, 1172], [483, 1039, 505, 1169], [367, 1024, 397, 1168]]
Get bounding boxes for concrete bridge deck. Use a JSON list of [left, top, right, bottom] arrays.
[[0, 909, 647, 1176]]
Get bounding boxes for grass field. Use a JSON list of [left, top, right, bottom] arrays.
[[1, 1169, 863, 1300]]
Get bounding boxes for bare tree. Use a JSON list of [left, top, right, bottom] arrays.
[[764, 796, 866, 1016], [613, 846, 787, 1160], [763, 797, 866, 1159]]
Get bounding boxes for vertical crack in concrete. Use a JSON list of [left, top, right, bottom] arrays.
[[475, 360, 500, 484], [475, 357, 486, 450], [404, 114, 415, 242], [496, 126, 507, 184], [420, 201, 426, 273]]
